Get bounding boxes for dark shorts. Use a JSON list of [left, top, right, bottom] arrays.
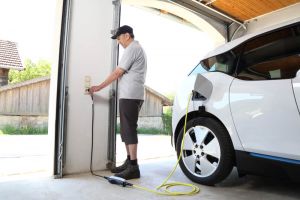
[[119, 99, 144, 144]]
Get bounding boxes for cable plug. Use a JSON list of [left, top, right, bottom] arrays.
[[105, 176, 133, 187], [87, 88, 94, 101]]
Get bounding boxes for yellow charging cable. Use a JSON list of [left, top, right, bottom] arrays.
[[132, 92, 200, 196]]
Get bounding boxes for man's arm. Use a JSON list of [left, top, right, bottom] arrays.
[[89, 67, 125, 94]]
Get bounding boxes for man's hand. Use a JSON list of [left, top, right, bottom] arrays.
[[89, 85, 101, 95], [88, 67, 124, 95]]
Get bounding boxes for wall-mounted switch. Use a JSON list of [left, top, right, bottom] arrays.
[[84, 76, 91, 95]]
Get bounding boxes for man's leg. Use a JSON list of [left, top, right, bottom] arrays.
[[110, 143, 130, 173], [111, 99, 131, 173], [128, 144, 137, 160], [115, 143, 140, 179], [114, 99, 142, 179], [125, 144, 130, 157]]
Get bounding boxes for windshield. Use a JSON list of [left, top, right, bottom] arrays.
[[189, 62, 208, 76], [189, 51, 238, 76]]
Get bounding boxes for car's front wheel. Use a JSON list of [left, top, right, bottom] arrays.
[[176, 117, 234, 185]]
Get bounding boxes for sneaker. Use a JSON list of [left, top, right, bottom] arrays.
[[114, 164, 140, 180], [110, 159, 129, 173]]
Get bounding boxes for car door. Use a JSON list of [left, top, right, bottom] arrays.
[[230, 24, 300, 160]]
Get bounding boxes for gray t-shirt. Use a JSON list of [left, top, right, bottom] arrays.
[[118, 40, 147, 100]]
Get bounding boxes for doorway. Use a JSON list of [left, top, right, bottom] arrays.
[[115, 3, 217, 165], [0, 0, 62, 180]]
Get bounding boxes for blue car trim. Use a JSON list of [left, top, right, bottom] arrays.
[[249, 153, 300, 165]]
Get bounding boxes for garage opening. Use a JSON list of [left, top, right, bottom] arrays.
[[0, 0, 62, 180], [115, 1, 221, 166]]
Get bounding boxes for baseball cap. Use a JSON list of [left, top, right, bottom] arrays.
[[111, 25, 134, 39]]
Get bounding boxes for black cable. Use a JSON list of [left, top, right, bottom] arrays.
[[89, 93, 133, 187], [89, 94, 107, 179]]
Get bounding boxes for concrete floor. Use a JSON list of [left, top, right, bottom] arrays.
[[1, 135, 299, 200], [0, 134, 174, 176], [0, 156, 299, 200], [0, 135, 49, 176]]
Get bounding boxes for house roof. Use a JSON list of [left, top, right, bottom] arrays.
[[145, 85, 173, 106], [0, 40, 23, 70]]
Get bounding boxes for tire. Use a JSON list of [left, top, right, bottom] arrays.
[[176, 117, 234, 185]]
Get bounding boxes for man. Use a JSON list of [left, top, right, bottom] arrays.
[[89, 25, 147, 180]]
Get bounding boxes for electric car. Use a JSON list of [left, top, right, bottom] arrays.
[[172, 19, 300, 185]]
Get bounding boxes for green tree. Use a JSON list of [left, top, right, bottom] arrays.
[[8, 59, 51, 84], [162, 106, 172, 135], [166, 93, 175, 102], [162, 93, 174, 135]]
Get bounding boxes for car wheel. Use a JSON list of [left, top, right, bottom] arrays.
[[176, 117, 234, 185]]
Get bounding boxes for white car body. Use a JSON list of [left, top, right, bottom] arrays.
[[172, 18, 300, 185]]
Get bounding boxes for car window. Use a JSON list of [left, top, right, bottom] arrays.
[[189, 62, 208, 76], [196, 50, 238, 76], [237, 24, 300, 80]]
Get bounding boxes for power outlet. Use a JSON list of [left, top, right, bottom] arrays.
[[84, 75, 91, 95]]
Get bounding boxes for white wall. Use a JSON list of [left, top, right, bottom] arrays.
[[64, 0, 115, 174]]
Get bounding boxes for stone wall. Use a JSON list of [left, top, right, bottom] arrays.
[[1, 115, 162, 130], [117, 116, 164, 129], [0, 115, 48, 128]]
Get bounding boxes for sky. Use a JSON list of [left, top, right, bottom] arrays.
[[0, 1, 214, 95], [0, 0, 56, 61]]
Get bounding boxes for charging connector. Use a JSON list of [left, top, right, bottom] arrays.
[[105, 176, 133, 187]]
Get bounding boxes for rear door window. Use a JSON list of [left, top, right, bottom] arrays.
[[237, 24, 300, 80]]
